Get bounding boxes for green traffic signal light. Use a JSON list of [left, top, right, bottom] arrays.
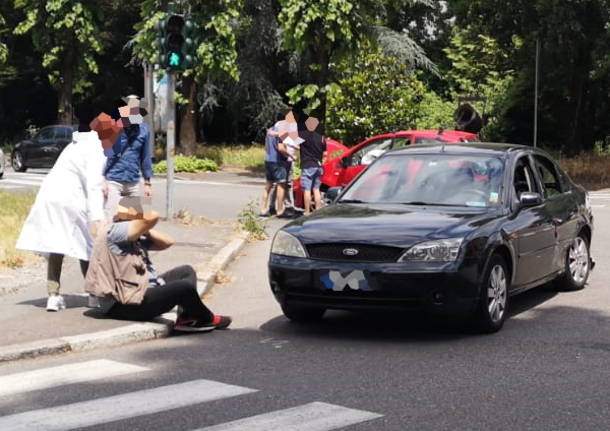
[[155, 13, 197, 70], [168, 51, 183, 67]]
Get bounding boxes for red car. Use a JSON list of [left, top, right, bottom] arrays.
[[293, 129, 477, 208]]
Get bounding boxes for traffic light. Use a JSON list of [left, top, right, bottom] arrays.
[[154, 13, 197, 70]]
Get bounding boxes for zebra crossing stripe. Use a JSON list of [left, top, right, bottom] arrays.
[[0, 379, 257, 431], [196, 402, 383, 431], [0, 360, 149, 398]]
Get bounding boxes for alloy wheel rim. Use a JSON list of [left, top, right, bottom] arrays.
[[487, 264, 507, 323], [568, 237, 589, 284], [13, 152, 22, 170]]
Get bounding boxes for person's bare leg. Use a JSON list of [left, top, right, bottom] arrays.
[[261, 182, 273, 214], [304, 190, 312, 215], [276, 184, 286, 215], [313, 188, 322, 211]]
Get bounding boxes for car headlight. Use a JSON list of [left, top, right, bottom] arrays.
[[399, 238, 463, 262], [271, 231, 308, 258]]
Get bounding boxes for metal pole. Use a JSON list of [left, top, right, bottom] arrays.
[[143, 63, 155, 158], [166, 71, 175, 219], [533, 38, 540, 148]]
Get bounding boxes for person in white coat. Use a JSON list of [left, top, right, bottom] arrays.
[[16, 106, 121, 311]]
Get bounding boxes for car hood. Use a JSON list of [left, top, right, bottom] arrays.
[[284, 203, 499, 248]]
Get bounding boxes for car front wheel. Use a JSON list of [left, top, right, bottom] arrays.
[[555, 235, 590, 291], [12, 151, 27, 172], [281, 304, 326, 323], [475, 255, 509, 333]]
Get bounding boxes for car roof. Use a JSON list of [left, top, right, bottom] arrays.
[[386, 142, 532, 157]]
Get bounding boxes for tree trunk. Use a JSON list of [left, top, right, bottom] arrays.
[[57, 43, 74, 125], [308, 41, 331, 129], [180, 74, 198, 156]]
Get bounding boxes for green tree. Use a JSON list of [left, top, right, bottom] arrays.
[[327, 44, 450, 144], [443, 25, 520, 139], [132, 0, 241, 154], [0, 13, 7, 64], [13, 0, 104, 124], [449, 0, 610, 152], [279, 0, 435, 123]]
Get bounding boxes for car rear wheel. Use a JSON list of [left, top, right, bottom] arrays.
[[12, 151, 27, 172], [475, 255, 509, 333], [555, 235, 590, 291], [281, 304, 326, 323]]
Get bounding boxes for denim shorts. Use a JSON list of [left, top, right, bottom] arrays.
[[301, 166, 323, 190], [265, 161, 288, 183]]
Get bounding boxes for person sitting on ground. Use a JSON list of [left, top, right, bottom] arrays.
[[85, 197, 231, 332]]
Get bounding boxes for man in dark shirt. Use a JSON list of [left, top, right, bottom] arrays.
[[298, 116, 326, 215]]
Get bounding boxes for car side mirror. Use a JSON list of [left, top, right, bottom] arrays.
[[519, 192, 542, 208], [325, 187, 343, 203]]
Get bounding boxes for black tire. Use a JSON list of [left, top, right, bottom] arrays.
[[281, 304, 326, 323], [12, 151, 27, 172], [555, 234, 590, 291], [474, 255, 510, 333]]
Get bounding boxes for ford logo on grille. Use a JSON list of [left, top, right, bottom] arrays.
[[342, 248, 359, 256]]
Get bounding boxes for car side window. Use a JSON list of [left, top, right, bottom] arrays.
[[534, 155, 563, 198], [391, 138, 410, 150], [513, 156, 540, 199], [36, 128, 53, 140], [51, 127, 65, 139], [353, 138, 393, 166]]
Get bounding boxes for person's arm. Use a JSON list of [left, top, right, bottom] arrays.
[[126, 210, 159, 241], [278, 142, 291, 159], [86, 147, 107, 226], [140, 125, 153, 196], [144, 229, 174, 251]]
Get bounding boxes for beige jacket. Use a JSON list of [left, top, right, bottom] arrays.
[[85, 223, 148, 305]]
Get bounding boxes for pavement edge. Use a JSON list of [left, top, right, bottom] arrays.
[[0, 230, 250, 364]]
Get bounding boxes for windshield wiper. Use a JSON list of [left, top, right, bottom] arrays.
[[338, 199, 367, 204], [399, 201, 469, 207]]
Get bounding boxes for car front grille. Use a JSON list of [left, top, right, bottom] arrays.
[[306, 243, 404, 262]]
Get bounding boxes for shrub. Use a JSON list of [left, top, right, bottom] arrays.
[[153, 155, 218, 174], [238, 201, 267, 239]]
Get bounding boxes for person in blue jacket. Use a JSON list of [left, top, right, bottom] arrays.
[[103, 95, 153, 220]]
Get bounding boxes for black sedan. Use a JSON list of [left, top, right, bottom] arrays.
[[12, 125, 74, 172], [269, 143, 594, 333]]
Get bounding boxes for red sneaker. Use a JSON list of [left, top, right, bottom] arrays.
[[174, 316, 215, 333], [211, 315, 232, 330]]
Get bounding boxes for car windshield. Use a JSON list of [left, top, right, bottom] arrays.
[[339, 153, 505, 208]]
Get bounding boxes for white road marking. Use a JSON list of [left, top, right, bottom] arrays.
[[0, 379, 257, 431], [0, 359, 149, 398], [592, 205, 606, 208], [174, 179, 262, 188], [0, 179, 44, 187], [197, 402, 383, 431]]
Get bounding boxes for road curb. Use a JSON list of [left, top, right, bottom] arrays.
[[195, 231, 250, 297], [0, 231, 250, 364]]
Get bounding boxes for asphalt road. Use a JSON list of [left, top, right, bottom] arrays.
[[0, 167, 264, 220], [1, 170, 609, 430]]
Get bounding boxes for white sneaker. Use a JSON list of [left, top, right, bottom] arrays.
[[46, 295, 66, 312], [87, 295, 101, 308]]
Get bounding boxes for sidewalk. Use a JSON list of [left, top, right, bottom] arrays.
[[0, 219, 248, 362]]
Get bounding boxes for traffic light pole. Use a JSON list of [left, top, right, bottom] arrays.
[[166, 71, 176, 220]]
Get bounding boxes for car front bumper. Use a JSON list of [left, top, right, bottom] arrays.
[[269, 255, 481, 315]]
